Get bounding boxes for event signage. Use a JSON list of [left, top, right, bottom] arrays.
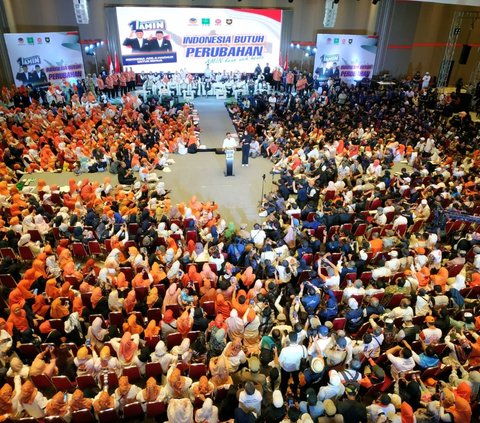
[[116, 7, 282, 73], [313, 34, 378, 84], [4, 31, 85, 88]]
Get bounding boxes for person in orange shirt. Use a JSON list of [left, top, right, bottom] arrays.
[[369, 233, 383, 256]]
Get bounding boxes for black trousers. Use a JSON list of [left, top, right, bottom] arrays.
[[280, 368, 300, 395]]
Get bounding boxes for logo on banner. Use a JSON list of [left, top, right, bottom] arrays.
[[27, 37, 34, 45], [326, 38, 332, 44], [201, 18, 210, 26], [45, 37, 51, 43], [341, 39, 346, 44], [37, 37, 43, 44], [129, 19, 166, 31], [215, 19, 222, 26], [17, 38, 25, 44], [226, 19, 233, 25], [17, 55, 41, 66], [333, 38, 339, 44], [348, 39, 353, 44], [189, 18, 198, 25]]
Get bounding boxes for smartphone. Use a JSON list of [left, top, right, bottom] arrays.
[[63, 393, 68, 402], [85, 338, 91, 347], [288, 398, 294, 407], [33, 288, 38, 295]]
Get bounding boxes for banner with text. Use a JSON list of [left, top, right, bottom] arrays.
[[116, 7, 282, 73], [313, 34, 377, 84], [4, 31, 85, 88]]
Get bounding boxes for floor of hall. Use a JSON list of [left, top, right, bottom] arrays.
[[21, 97, 274, 226]]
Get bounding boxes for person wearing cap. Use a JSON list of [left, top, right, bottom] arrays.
[[317, 399, 344, 423], [123, 27, 151, 52], [412, 199, 430, 221], [308, 326, 331, 358], [324, 336, 350, 369], [299, 386, 325, 420], [259, 389, 286, 422], [421, 315, 442, 345], [367, 393, 396, 422], [345, 297, 364, 333], [238, 356, 266, 394], [337, 384, 367, 423]]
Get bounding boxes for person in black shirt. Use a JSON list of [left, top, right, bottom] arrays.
[[337, 384, 368, 423], [117, 161, 136, 185]]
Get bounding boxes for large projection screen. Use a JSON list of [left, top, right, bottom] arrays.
[[116, 7, 282, 73], [4, 31, 85, 88], [313, 34, 378, 84]]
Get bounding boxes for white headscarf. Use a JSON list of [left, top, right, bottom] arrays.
[[195, 398, 219, 423], [167, 398, 193, 423]]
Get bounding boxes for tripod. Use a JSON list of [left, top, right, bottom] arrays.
[[259, 173, 266, 206]]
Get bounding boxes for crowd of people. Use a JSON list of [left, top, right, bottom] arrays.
[[0, 62, 479, 423]]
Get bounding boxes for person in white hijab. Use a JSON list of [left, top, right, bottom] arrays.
[[150, 341, 176, 374], [87, 317, 109, 352], [108, 289, 124, 312], [225, 309, 244, 343], [22, 215, 37, 233], [195, 398, 218, 423], [167, 398, 193, 423], [171, 338, 192, 364], [33, 214, 50, 236]]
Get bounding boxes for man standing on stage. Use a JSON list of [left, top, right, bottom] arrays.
[[222, 132, 237, 152]]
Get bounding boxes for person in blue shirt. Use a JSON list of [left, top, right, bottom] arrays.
[[301, 286, 321, 316], [345, 297, 364, 333], [320, 287, 338, 323], [410, 343, 440, 369]]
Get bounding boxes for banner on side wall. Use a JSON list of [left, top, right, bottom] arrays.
[[116, 7, 282, 73], [313, 34, 378, 84], [4, 31, 85, 88]]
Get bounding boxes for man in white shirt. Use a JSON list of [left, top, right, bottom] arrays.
[[222, 132, 237, 151], [386, 345, 415, 379], [421, 316, 442, 345], [238, 381, 263, 416], [279, 332, 307, 393], [250, 223, 266, 249]]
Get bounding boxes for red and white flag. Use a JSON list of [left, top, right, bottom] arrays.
[[107, 54, 113, 73], [114, 53, 121, 73]]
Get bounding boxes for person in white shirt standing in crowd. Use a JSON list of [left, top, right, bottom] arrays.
[[279, 332, 307, 395]]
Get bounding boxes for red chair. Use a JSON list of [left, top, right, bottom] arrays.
[[51, 375, 76, 392], [104, 239, 113, 252], [146, 401, 166, 418], [408, 219, 425, 235], [100, 372, 119, 390], [187, 331, 201, 343], [145, 335, 160, 351], [145, 362, 163, 379], [147, 308, 163, 324], [351, 322, 371, 340], [166, 332, 183, 349], [327, 225, 339, 242], [188, 363, 207, 379], [18, 343, 40, 361], [72, 409, 96, 423], [49, 319, 65, 335], [81, 292, 92, 309], [98, 408, 119, 423], [395, 224, 407, 238], [123, 402, 144, 419], [353, 223, 368, 237], [314, 225, 327, 240], [134, 286, 148, 302], [186, 230, 197, 244], [154, 284, 166, 297], [302, 253, 313, 266], [0, 248, 16, 259], [0, 274, 17, 288], [359, 272, 372, 286], [165, 304, 180, 318], [52, 227, 61, 241], [108, 312, 124, 328], [88, 240, 104, 256], [386, 293, 405, 309], [120, 267, 135, 283], [30, 374, 54, 391], [76, 375, 97, 390], [331, 290, 343, 303], [447, 264, 464, 278], [128, 223, 139, 237], [28, 229, 42, 242], [72, 242, 89, 258], [332, 318, 346, 331], [350, 294, 364, 307], [18, 246, 35, 260], [123, 366, 142, 383], [202, 301, 216, 318]]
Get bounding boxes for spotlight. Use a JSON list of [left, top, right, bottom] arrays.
[[305, 52, 309, 57], [296, 44, 300, 49], [290, 43, 294, 48], [313, 48, 317, 53]]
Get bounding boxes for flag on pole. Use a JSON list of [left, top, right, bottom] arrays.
[[279, 52, 283, 68], [285, 53, 289, 70], [107, 54, 113, 73], [114, 53, 121, 73]]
